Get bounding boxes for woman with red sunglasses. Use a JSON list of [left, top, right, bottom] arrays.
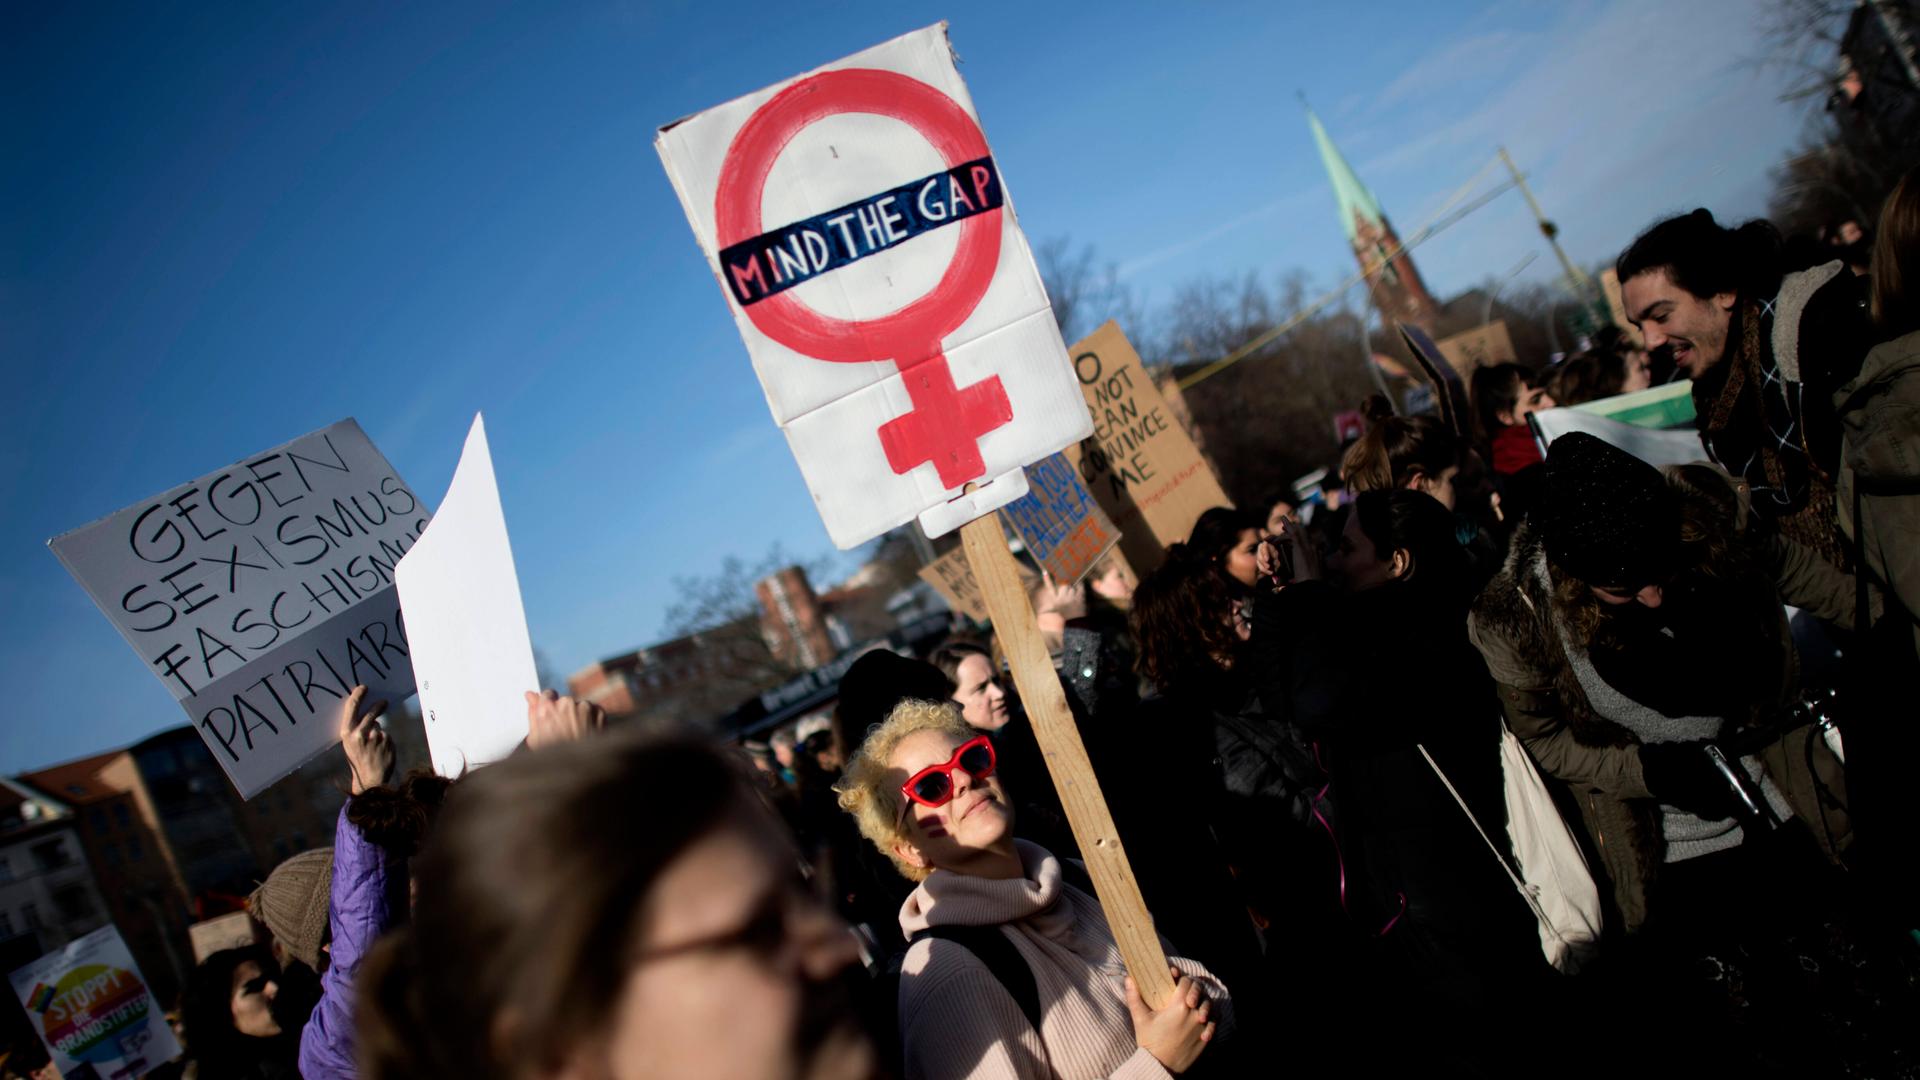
[[836, 700, 1230, 1079]]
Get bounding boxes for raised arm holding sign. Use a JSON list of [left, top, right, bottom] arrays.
[[658, 23, 1176, 1009]]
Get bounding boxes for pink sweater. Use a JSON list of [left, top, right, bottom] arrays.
[[896, 841, 1233, 1080]]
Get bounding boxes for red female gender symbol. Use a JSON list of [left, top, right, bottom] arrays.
[[714, 68, 1011, 489]]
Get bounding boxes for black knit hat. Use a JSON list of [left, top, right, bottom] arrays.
[[832, 649, 955, 754], [1538, 432, 1678, 588]]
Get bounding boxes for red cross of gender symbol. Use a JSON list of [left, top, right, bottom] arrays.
[[714, 68, 1012, 490]]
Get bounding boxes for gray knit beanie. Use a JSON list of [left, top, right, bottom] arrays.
[[248, 847, 333, 971]]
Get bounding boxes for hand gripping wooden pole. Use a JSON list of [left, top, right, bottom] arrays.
[[959, 511, 1177, 1009]]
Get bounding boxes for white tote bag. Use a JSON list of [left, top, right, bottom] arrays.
[[1418, 725, 1603, 974]]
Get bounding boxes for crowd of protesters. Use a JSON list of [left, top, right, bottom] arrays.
[[64, 169, 1920, 1080]]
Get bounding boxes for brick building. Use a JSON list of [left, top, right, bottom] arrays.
[[7, 710, 424, 1002], [0, 785, 111, 958], [570, 563, 926, 731]]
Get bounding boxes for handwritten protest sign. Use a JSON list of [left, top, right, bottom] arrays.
[[657, 23, 1092, 548], [1062, 322, 1231, 573], [1435, 320, 1517, 378], [917, 543, 1041, 623], [10, 925, 181, 1078], [395, 415, 539, 776], [50, 421, 428, 798], [918, 548, 989, 622], [1003, 453, 1118, 585]]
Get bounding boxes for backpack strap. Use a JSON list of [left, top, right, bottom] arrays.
[[911, 924, 1042, 1033]]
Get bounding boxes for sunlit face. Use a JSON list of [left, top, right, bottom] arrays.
[[589, 809, 874, 1080], [229, 961, 281, 1039], [1223, 528, 1262, 588], [1406, 465, 1460, 511], [1089, 560, 1135, 603], [1327, 511, 1401, 593], [1265, 499, 1296, 536], [1624, 268, 1735, 379], [889, 729, 1014, 876], [1620, 350, 1652, 393], [951, 654, 1009, 731], [1500, 383, 1556, 426]]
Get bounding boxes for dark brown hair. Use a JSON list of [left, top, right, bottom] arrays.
[[1341, 394, 1462, 494], [1350, 489, 1469, 605], [346, 769, 453, 858], [1872, 166, 1920, 338], [1130, 544, 1241, 688], [1616, 208, 1785, 303], [927, 638, 993, 685], [1469, 362, 1538, 444], [357, 733, 750, 1079]]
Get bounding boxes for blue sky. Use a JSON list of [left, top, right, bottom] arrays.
[[1, 0, 1816, 773]]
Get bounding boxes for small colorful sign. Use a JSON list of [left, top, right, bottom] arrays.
[[1002, 453, 1119, 586], [9, 925, 181, 1078]]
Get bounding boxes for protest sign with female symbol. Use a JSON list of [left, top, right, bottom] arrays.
[[658, 23, 1176, 1012], [656, 22, 1091, 548]]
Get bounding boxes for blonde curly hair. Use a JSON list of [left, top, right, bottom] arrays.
[[834, 699, 978, 881]]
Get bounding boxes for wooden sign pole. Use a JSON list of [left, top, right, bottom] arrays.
[[959, 511, 1176, 1009]]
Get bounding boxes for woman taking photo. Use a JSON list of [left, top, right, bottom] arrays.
[[836, 700, 1225, 1079]]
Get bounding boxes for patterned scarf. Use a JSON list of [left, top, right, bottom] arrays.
[[1701, 298, 1848, 569]]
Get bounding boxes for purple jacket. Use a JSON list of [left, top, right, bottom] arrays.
[[299, 803, 400, 1080]]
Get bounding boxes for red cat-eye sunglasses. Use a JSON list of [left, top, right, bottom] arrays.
[[898, 735, 997, 815]]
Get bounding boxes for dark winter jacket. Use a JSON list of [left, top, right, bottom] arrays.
[[1466, 478, 1855, 932], [1252, 579, 1537, 983], [1122, 670, 1306, 989]]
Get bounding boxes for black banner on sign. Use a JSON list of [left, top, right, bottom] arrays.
[[719, 156, 1002, 306]]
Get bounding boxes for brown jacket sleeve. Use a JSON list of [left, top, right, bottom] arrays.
[[1467, 610, 1652, 799], [1767, 532, 1878, 626]]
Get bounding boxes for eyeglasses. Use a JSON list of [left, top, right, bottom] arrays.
[[898, 736, 996, 817]]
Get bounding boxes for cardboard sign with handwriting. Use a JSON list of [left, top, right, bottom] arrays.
[[1435, 320, 1517, 378], [1062, 322, 1230, 573]]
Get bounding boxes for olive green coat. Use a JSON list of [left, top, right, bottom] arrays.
[[1467, 473, 1854, 933]]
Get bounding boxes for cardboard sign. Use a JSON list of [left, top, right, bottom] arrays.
[[917, 547, 990, 622], [49, 421, 429, 799], [10, 925, 182, 1078], [1435, 320, 1517, 378], [1062, 322, 1231, 573], [1399, 322, 1468, 435], [656, 24, 1092, 549], [187, 912, 259, 963], [1002, 453, 1119, 586], [394, 415, 539, 776]]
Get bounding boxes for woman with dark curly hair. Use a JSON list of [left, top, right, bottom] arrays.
[[1123, 541, 1342, 1057]]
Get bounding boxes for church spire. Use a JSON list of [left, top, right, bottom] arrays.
[[1303, 102, 1438, 330]]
